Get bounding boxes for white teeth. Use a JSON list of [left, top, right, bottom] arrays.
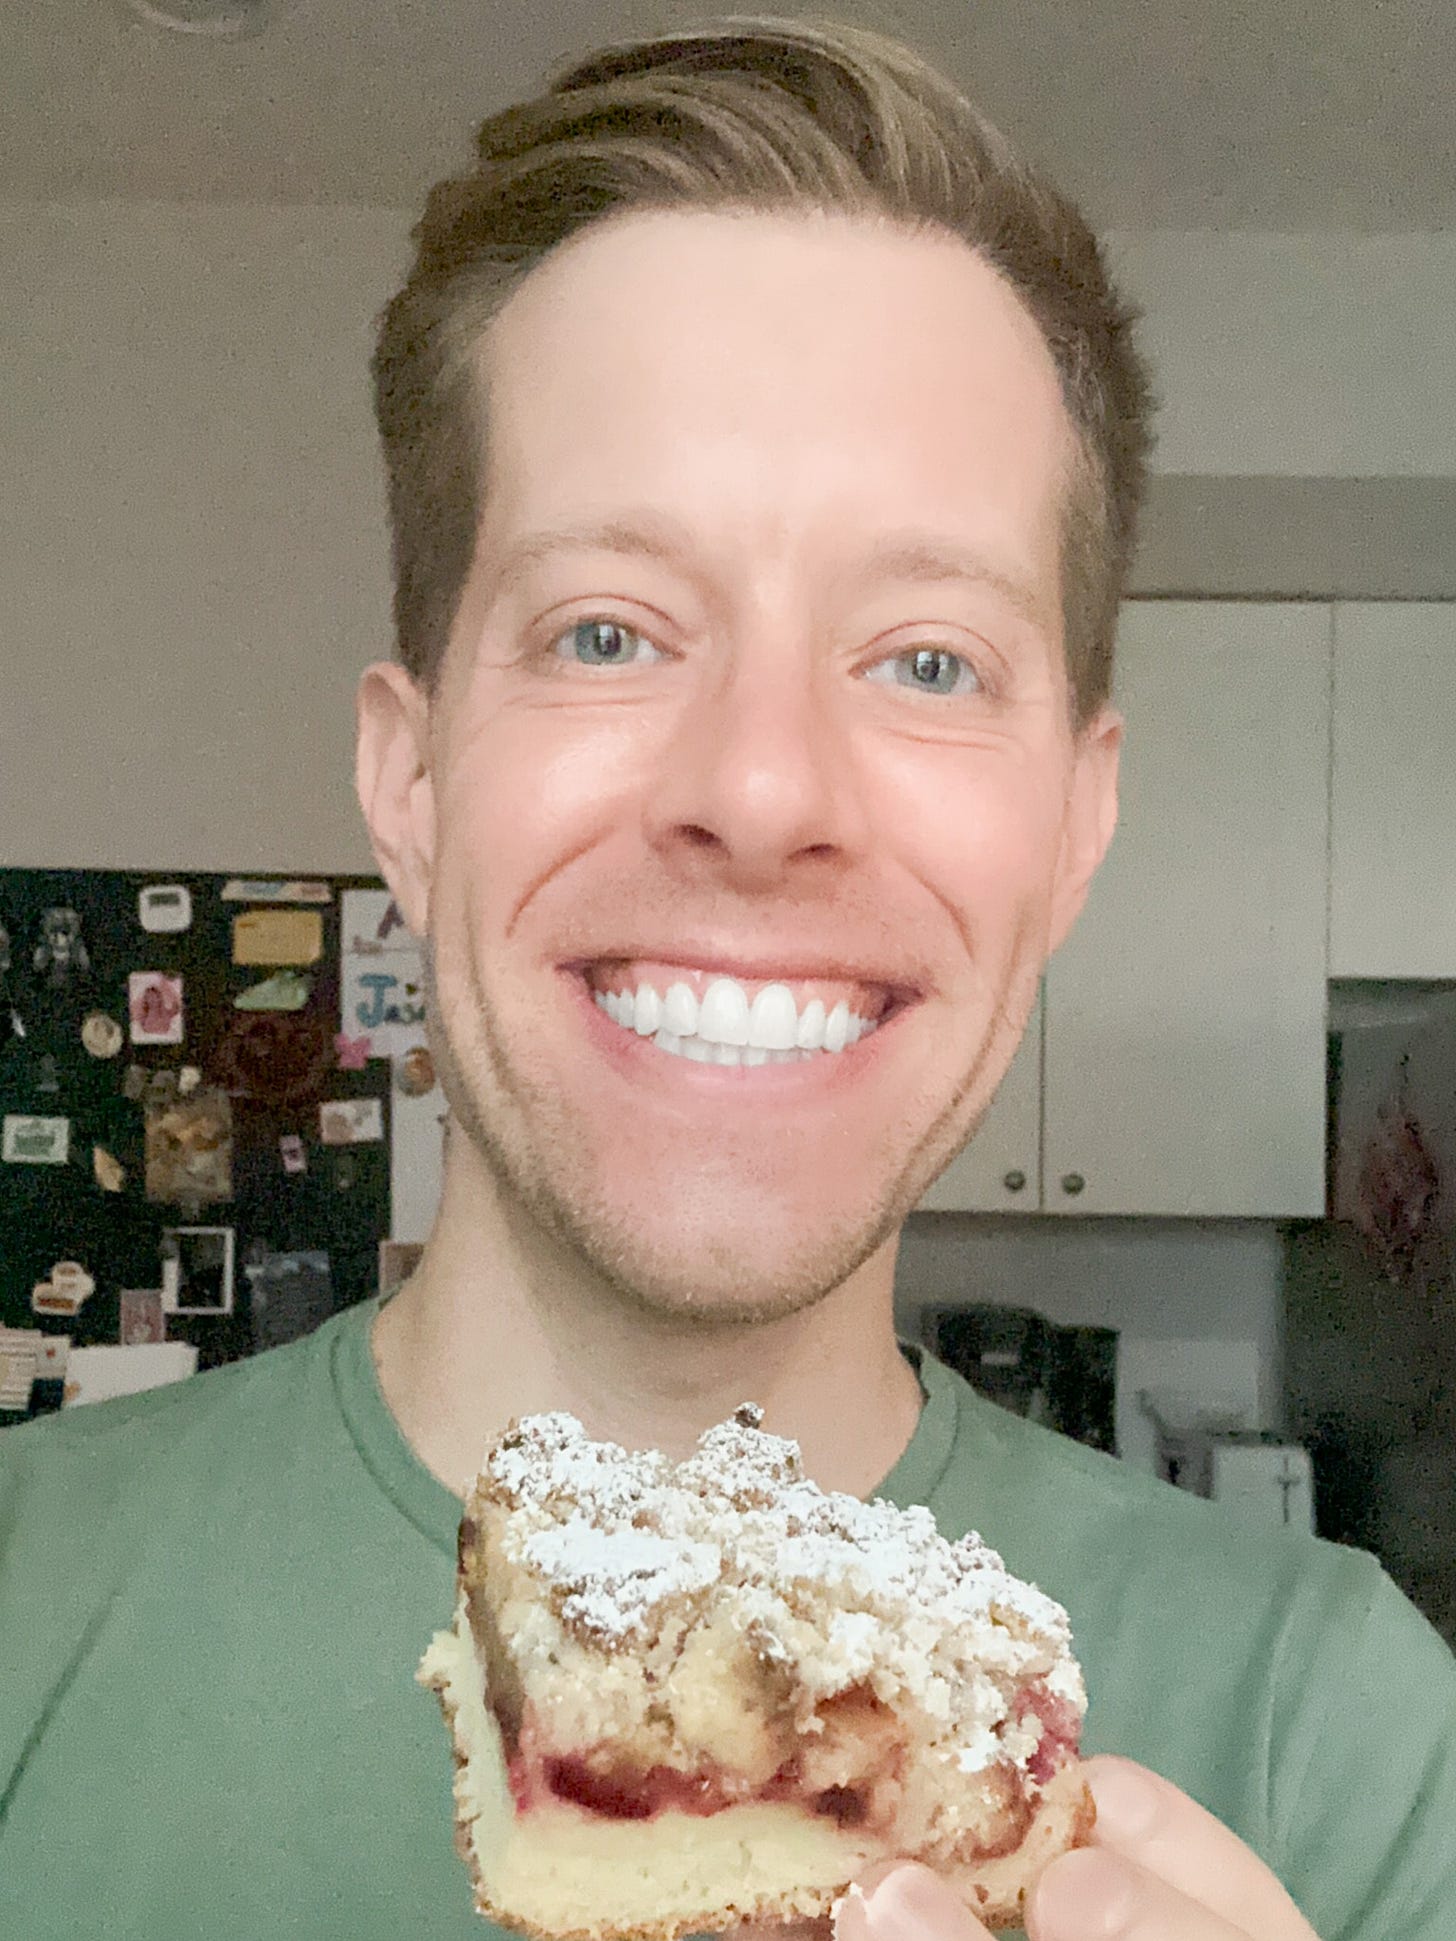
[[633, 983, 661, 1036], [594, 971, 884, 1063], [698, 977, 751, 1046], [748, 982, 798, 1051], [663, 982, 699, 1037]]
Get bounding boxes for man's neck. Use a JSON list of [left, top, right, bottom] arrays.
[[370, 1135, 925, 1502]]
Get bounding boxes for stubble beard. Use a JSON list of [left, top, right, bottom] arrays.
[[424, 936, 1023, 1332]]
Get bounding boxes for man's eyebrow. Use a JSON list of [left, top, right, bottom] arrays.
[[485, 518, 695, 599], [486, 516, 1054, 632]]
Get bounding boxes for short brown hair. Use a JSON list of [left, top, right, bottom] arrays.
[[372, 15, 1156, 727]]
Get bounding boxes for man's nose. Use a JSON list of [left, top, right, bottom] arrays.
[[641, 650, 870, 891]]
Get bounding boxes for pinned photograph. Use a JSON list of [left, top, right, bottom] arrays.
[[161, 1227, 235, 1316], [129, 971, 185, 1045], [144, 1086, 233, 1205], [120, 1288, 166, 1345], [378, 1240, 424, 1299], [3, 1114, 70, 1165], [319, 1097, 384, 1146]]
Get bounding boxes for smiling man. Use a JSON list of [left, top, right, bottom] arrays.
[[2, 17, 1454, 1941]]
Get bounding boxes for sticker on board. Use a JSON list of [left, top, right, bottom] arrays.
[[3, 1114, 70, 1165], [129, 972, 184, 1045]]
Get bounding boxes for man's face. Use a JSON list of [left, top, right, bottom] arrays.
[[365, 209, 1119, 1321]]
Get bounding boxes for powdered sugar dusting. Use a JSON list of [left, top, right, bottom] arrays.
[[478, 1407, 1079, 1694]]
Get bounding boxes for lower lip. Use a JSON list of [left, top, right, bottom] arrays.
[[564, 972, 901, 1097]]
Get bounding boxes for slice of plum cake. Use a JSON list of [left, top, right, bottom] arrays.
[[419, 1405, 1093, 1939]]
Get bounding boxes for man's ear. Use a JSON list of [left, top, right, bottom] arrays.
[[355, 661, 436, 938], [1047, 704, 1122, 956]]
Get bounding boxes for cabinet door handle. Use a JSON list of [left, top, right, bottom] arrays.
[[1060, 1172, 1086, 1196], [1002, 1170, 1027, 1193]]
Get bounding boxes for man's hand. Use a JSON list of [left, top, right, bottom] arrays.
[[830, 1757, 1321, 1941]]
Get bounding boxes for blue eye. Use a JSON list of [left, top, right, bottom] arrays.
[[872, 647, 981, 696], [556, 620, 656, 666]]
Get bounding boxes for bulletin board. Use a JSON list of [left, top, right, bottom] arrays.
[[0, 867, 433, 1420]]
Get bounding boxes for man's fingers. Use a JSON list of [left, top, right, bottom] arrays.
[[1029, 1847, 1258, 1940], [831, 1861, 995, 1941], [1054, 1756, 1318, 1939]]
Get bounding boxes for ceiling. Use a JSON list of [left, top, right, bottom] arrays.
[[5, 0, 1453, 230]]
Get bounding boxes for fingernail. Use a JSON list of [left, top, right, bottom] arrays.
[[1032, 1850, 1134, 1940], [835, 1864, 983, 1941], [1087, 1759, 1160, 1840]]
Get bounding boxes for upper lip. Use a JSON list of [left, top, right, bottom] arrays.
[[562, 948, 924, 1005]]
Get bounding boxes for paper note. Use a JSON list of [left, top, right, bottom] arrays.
[[340, 890, 426, 1058], [232, 908, 323, 967]]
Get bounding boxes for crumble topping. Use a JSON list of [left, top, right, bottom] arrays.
[[473, 1403, 1085, 1784]]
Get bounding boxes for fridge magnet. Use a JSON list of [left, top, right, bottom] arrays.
[[122, 1062, 148, 1102], [220, 878, 332, 904], [119, 1288, 166, 1345], [396, 1044, 436, 1097], [232, 908, 323, 968], [30, 1260, 96, 1319], [334, 1032, 371, 1069], [3, 1114, 70, 1164], [81, 1010, 124, 1059], [177, 1065, 203, 1096], [0, 1329, 41, 1411], [332, 1151, 358, 1192], [319, 1097, 384, 1146], [161, 1226, 235, 1316], [33, 1052, 61, 1094], [216, 1011, 330, 1105], [93, 1145, 126, 1193], [144, 1086, 233, 1205], [137, 884, 193, 934], [33, 908, 90, 988], [234, 969, 311, 1012], [279, 1132, 308, 1175], [341, 889, 426, 1057], [128, 971, 184, 1046]]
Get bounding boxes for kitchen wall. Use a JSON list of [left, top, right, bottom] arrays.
[[7, 199, 1452, 1385]]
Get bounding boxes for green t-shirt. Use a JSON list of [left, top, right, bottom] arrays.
[[1, 1298, 1452, 1940]]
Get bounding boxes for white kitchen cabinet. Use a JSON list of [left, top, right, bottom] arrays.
[[1041, 603, 1330, 1216], [915, 989, 1042, 1212], [1330, 604, 1456, 979], [919, 604, 1330, 1217]]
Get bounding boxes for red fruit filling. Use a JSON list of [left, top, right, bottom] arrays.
[[503, 1678, 1078, 1831]]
